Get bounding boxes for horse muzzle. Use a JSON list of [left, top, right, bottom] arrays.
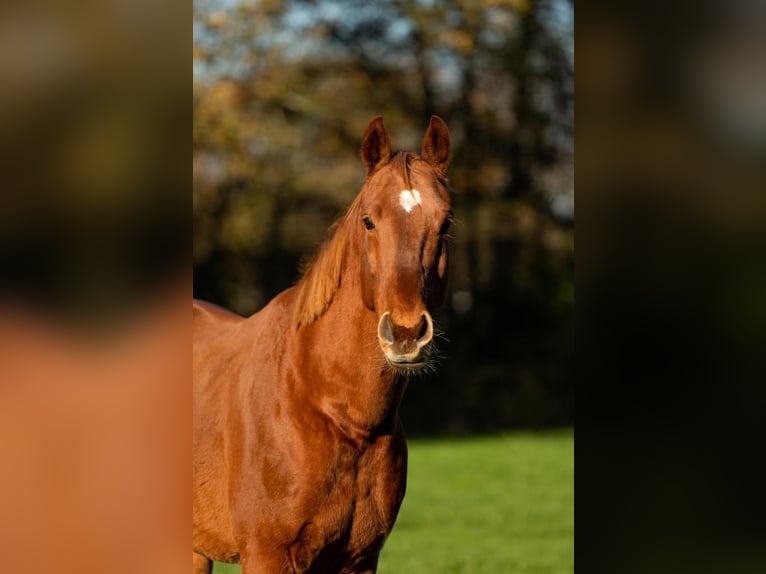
[[377, 311, 433, 370]]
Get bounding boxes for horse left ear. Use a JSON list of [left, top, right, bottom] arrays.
[[421, 115, 451, 173], [361, 116, 392, 177]]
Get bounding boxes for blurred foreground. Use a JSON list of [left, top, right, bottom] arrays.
[[0, 1, 190, 573], [0, 289, 190, 574]]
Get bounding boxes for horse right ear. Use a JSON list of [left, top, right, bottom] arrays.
[[361, 116, 392, 177], [421, 115, 451, 174]]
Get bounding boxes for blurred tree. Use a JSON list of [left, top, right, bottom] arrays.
[[193, 0, 573, 433]]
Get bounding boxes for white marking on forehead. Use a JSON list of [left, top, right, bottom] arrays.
[[399, 189, 422, 213]]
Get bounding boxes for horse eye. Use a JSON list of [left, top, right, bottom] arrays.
[[363, 215, 376, 231], [439, 218, 453, 236]]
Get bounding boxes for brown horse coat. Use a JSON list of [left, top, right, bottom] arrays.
[[193, 116, 452, 574]]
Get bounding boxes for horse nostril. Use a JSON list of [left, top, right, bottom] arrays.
[[378, 312, 395, 344], [417, 316, 428, 340], [416, 312, 434, 345]]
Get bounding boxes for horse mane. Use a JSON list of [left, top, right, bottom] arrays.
[[291, 152, 415, 328], [291, 193, 362, 328]]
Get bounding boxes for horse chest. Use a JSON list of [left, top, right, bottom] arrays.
[[287, 441, 406, 572]]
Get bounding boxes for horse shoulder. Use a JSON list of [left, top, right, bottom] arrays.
[[192, 292, 291, 564], [193, 303, 244, 562]]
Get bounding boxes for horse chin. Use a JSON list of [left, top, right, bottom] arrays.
[[388, 359, 426, 371], [383, 353, 431, 374]]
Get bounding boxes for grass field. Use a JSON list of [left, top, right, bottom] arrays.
[[213, 431, 573, 574]]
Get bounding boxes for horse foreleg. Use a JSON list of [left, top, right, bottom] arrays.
[[240, 547, 295, 574], [351, 552, 380, 574], [193, 551, 212, 574]]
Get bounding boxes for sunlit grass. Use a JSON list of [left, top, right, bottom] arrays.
[[212, 431, 573, 574]]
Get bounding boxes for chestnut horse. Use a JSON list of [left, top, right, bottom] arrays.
[[193, 116, 453, 574]]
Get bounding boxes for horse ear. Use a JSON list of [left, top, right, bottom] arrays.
[[421, 115, 451, 173], [361, 116, 392, 176]]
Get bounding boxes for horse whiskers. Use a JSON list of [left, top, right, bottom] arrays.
[[379, 341, 445, 379], [434, 331, 451, 344], [390, 360, 441, 380]]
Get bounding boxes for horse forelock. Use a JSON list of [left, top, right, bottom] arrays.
[[393, 150, 450, 192], [393, 151, 413, 191]]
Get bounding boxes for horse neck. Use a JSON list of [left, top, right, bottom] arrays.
[[291, 267, 406, 439]]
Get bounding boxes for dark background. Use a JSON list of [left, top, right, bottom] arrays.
[[193, 0, 574, 435]]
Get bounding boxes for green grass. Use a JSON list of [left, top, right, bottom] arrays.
[[213, 431, 573, 574]]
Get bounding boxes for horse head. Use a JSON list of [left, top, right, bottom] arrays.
[[356, 116, 453, 371]]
